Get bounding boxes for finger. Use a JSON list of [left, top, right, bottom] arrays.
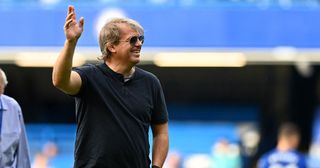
[[64, 19, 74, 29], [72, 11, 76, 20], [65, 12, 74, 22], [71, 7, 76, 20], [68, 5, 73, 15], [79, 17, 84, 29]]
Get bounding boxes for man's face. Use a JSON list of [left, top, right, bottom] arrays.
[[0, 74, 5, 95], [289, 135, 300, 149], [113, 23, 143, 65]]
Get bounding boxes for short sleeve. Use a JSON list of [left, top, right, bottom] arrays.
[[72, 64, 92, 97], [151, 78, 168, 124]]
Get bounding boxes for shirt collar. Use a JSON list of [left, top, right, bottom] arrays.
[[98, 63, 140, 83], [0, 95, 8, 111]]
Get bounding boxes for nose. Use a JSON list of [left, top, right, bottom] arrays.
[[135, 39, 143, 46]]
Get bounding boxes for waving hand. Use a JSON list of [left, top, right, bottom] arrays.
[[64, 5, 84, 42]]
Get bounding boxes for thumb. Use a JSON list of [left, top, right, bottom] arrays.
[[79, 17, 84, 29]]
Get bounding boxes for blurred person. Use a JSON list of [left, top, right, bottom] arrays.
[[163, 151, 182, 168], [308, 108, 320, 168], [184, 154, 211, 168], [32, 141, 58, 168], [0, 68, 31, 167], [211, 139, 242, 168], [52, 5, 169, 168], [308, 143, 320, 168], [258, 122, 307, 168]]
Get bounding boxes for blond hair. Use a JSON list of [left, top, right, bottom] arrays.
[[98, 18, 144, 61]]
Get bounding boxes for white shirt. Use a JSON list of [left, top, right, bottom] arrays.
[[0, 95, 30, 168]]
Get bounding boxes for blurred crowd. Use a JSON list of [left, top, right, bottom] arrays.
[[162, 122, 320, 168]]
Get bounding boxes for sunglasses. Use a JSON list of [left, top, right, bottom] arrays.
[[119, 35, 144, 46]]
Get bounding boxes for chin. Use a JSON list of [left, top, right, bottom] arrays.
[[131, 58, 140, 64], [130, 56, 140, 64]]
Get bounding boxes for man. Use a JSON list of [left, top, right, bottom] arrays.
[[0, 68, 31, 168], [52, 6, 169, 168], [258, 122, 307, 168]]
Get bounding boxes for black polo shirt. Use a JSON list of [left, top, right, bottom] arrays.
[[72, 63, 168, 168]]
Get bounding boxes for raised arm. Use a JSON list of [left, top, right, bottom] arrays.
[[151, 122, 169, 168], [52, 5, 84, 95]]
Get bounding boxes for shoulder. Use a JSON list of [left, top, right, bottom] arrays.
[[135, 67, 160, 83], [73, 63, 106, 81], [259, 151, 270, 160], [73, 63, 100, 74], [1, 94, 21, 111], [288, 150, 307, 167], [2, 94, 19, 106], [135, 67, 164, 91], [294, 150, 307, 161], [259, 150, 275, 163]]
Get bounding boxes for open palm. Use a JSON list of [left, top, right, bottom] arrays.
[[64, 6, 84, 42]]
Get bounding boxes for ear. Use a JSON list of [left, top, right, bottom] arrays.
[[106, 42, 116, 54]]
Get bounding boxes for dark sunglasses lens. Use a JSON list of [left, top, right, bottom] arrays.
[[139, 36, 144, 44], [130, 36, 144, 45], [130, 37, 138, 45]]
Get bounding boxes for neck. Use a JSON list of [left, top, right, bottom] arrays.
[[105, 60, 135, 78], [277, 140, 294, 152]]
